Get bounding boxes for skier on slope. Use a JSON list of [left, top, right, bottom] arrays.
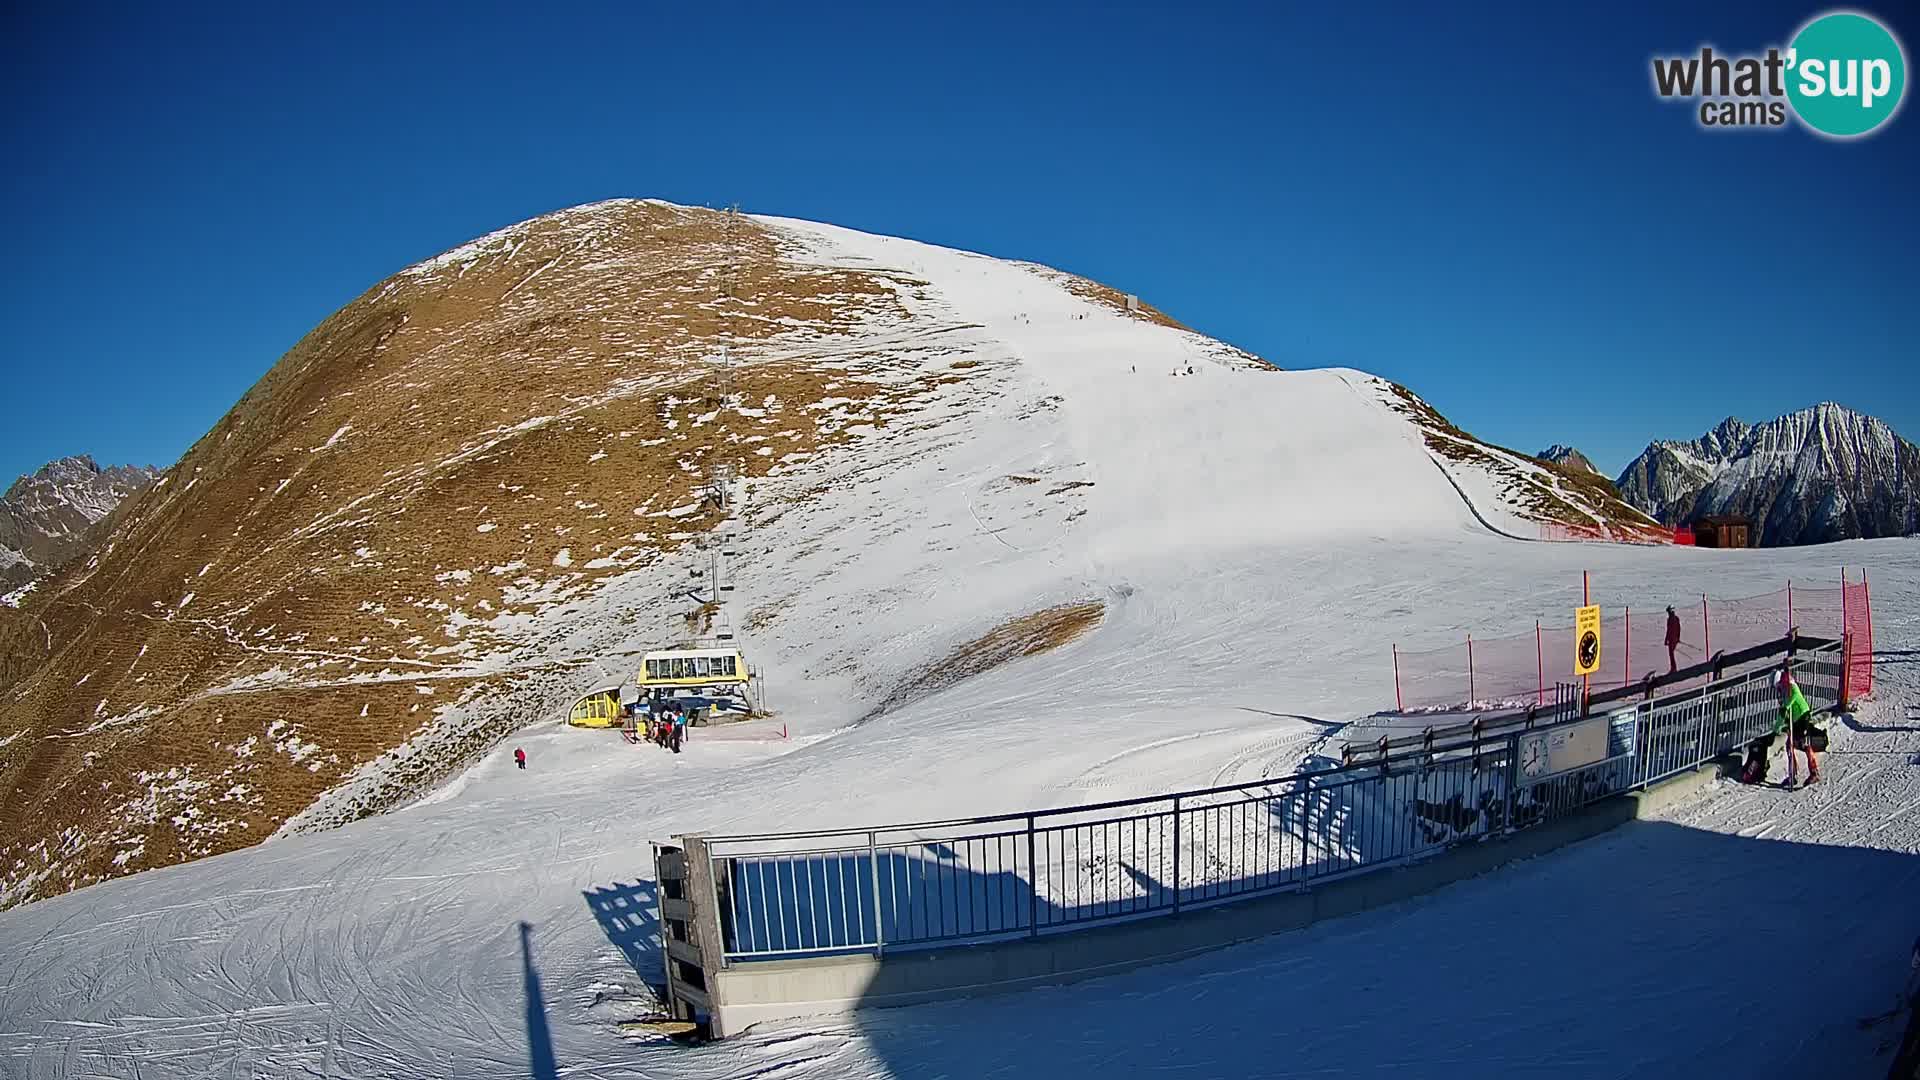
[[514, 747, 527, 770], [1665, 606, 1683, 674]]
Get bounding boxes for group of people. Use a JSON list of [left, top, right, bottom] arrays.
[[637, 704, 690, 754]]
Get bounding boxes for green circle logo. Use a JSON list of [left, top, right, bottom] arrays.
[[1787, 11, 1907, 137]]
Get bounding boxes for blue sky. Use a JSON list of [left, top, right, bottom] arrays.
[[2, 1, 1914, 485]]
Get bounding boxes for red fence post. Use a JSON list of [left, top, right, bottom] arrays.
[[1864, 570, 1874, 695], [1623, 606, 1631, 691], [1787, 579, 1793, 634], [1840, 630, 1853, 711], [1582, 571, 1592, 702], [1535, 621, 1544, 706], [1393, 644, 1403, 712], [1842, 567, 1851, 694], [1702, 593, 1711, 661]]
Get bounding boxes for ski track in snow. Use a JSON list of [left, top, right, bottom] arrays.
[[1, 217, 1917, 1079]]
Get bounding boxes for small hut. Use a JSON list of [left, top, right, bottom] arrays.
[[1692, 515, 1753, 549]]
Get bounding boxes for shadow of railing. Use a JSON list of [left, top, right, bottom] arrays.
[[584, 879, 662, 981], [1842, 711, 1920, 735]]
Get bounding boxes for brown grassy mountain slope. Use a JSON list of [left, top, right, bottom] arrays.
[[0, 199, 997, 905]]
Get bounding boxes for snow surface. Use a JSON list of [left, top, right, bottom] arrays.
[[312, 423, 353, 452], [0, 216, 1916, 1079]]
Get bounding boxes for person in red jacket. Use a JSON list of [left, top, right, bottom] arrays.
[[1665, 606, 1683, 674], [513, 747, 527, 770]]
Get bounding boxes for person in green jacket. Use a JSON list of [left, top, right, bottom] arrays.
[[1740, 666, 1819, 786], [1775, 667, 1819, 788]]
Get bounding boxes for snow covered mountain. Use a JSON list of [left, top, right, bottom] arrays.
[[0, 200, 1660, 906], [1613, 417, 1752, 522], [0, 455, 158, 595], [1615, 406, 1920, 545], [0, 201, 1915, 1080], [1538, 444, 1599, 475]]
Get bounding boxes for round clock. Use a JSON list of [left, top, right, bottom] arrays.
[[1521, 735, 1548, 778]]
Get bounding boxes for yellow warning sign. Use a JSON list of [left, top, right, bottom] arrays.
[[1574, 604, 1602, 676]]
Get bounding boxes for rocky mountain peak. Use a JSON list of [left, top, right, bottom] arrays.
[[1614, 404, 1919, 545], [1, 455, 161, 592], [1537, 444, 1599, 474]]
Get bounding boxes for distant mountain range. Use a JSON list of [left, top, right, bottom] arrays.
[[1614, 404, 1920, 546], [0, 455, 159, 595]]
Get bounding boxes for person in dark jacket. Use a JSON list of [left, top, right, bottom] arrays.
[[1665, 606, 1683, 674]]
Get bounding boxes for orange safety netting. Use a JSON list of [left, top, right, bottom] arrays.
[[1391, 577, 1872, 713], [1844, 571, 1874, 700]]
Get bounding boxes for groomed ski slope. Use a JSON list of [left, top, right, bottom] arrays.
[[1, 217, 1917, 1079]]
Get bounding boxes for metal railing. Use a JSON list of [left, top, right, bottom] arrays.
[[692, 638, 1843, 963]]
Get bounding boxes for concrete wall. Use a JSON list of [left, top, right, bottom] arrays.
[[703, 764, 1722, 1035]]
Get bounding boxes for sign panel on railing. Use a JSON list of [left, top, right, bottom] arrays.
[[1518, 714, 1610, 780]]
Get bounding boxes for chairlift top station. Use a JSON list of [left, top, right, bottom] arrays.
[[566, 643, 756, 728]]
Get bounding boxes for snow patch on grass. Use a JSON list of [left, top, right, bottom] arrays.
[[312, 425, 353, 452]]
